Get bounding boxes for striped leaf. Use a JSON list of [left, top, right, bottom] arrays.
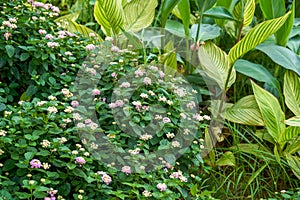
[[198, 41, 236, 90], [252, 81, 286, 143], [65, 21, 102, 41], [55, 12, 80, 23], [225, 95, 264, 126], [233, 0, 255, 27], [284, 140, 300, 154], [281, 126, 300, 142], [123, 0, 157, 32], [286, 154, 300, 180], [94, 0, 125, 36], [284, 70, 300, 116], [285, 116, 300, 126], [228, 11, 291, 64]]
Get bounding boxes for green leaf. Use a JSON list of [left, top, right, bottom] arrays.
[[123, 0, 158, 32], [259, 0, 285, 19], [191, 24, 221, 41], [177, 0, 190, 36], [233, 0, 255, 27], [234, 59, 279, 89], [196, 0, 217, 12], [228, 11, 291, 64], [25, 85, 38, 97], [24, 152, 34, 160], [282, 126, 300, 142], [165, 20, 186, 37], [204, 6, 235, 20], [230, 143, 272, 160], [275, 1, 294, 46], [202, 128, 215, 166], [198, 41, 236, 90], [225, 95, 264, 126], [285, 116, 300, 126], [284, 140, 300, 154], [65, 20, 102, 40], [5, 45, 15, 58], [0, 103, 6, 112], [215, 151, 236, 166], [55, 12, 80, 22], [284, 71, 300, 116], [245, 163, 268, 189], [215, 0, 239, 26], [251, 81, 285, 143], [161, 0, 181, 27], [286, 154, 300, 180], [20, 53, 30, 61], [255, 129, 275, 144], [163, 41, 177, 78], [94, 0, 125, 36], [256, 44, 300, 76]]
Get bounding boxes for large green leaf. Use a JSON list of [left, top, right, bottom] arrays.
[[284, 140, 300, 154], [228, 11, 291, 64], [234, 59, 279, 90], [204, 6, 235, 20], [230, 143, 272, 160], [275, 1, 294, 46], [55, 12, 80, 23], [215, 0, 239, 27], [198, 41, 236, 90], [225, 95, 264, 126], [161, 0, 181, 28], [256, 44, 300, 76], [285, 116, 300, 126], [94, 0, 125, 36], [196, 0, 217, 12], [215, 151, 236, 166], [123, 0, 158, 32], [233, 0, 255, 27], [190, 24, 221, 41], [165, 20, 186, 38], [177, 0, 190, 36], [65, 21, 102, 40], [284, 71, 300, 116], [286, 154, 300, 180], [163, 41, 177, 79], [281, 126, 300, 142], [252, 81, 286, 143], [259, 0, 285, 19]]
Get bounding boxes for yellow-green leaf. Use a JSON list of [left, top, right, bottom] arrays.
[[281, 126, 300, 142], [286, 154, 300, 180], [230, 143, 272, 160], [163, 41, 177, 79], [94, 0, 125, 36], [123, 0, 158, 32], [284, 70, 300, 116], [251, 81, 286, 143], [216, 151, 236, 166], [225, 95, 264, 126], [228, 11, 291, 64], [233, 0, 255, 27], [285, 116, 300, 126], [255, 129, 275, 144], [198, 41, 236, 90], [65, 20, 102, 41], [172, 6, 196, 25], [55, 12, 80, 23], [284, 140, 300, 154]]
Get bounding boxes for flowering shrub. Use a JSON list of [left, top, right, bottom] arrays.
[[0, 0, 99, 105]]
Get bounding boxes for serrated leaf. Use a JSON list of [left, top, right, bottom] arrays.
[[123, 0, 158, 32], [251, 81, 285, 143], [284, 70, 300, 116], [233, 0, 255, 27], [198, 41, 236, 90], [94, 0, 125, 36], [228, 11, 291, 64], [225, 95, 264, 126]]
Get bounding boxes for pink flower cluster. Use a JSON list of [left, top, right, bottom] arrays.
[[75, 156, 86, 165], [30, 159, 42, 168], [156, 183, 167, 191], [109, 100, 125, 108], [86, 44, 96, 51], [44, 188, 58, 200], [47, 42, 59, 48], [121, 166, 131, 175], [29, 0, 60, 13], [97, 171, 112, 185]]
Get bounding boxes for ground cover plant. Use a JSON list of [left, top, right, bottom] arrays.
[[0, 0, 299, 199]]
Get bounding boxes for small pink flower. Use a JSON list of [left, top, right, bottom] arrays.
[[45, 34, 53, 40], [71, 100, 79, 107], [86, 44, 96, 51], [51, 6, 60, 13], [105, 37, 113, 41], [111, 46, 120, 52], [102, 98, 106, 102], [30, 159, 42, 168], [4, 32, 12, 40], [39, 29, 47, 35], [121, 166, 131, 175], [159, 71, 165, 78], [89, 33, 96, 37], [162, 117, 171, 123], [157, 183, 167, 191], [102, 174, 112, 185], [143, 77, 151, 85], [111, 72, 117, 78], [109, 103, 117, 109], [92, 89, 101, 95], [75, 157, 86, 165], [115, 100, 124, 107]]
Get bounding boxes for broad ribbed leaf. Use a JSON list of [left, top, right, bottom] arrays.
[[228, 11, 291, 64], [94, 0, 124, 36], [286, 154, 300, 180], [161, 0, 181, 27], [284, 140, 300, 154], [230, 144, 272, 160], [256, 44, 300, 76], [285, 116, 300, 126], [284, 70, 300, 116], [123, 0, 158, 32], [252, 81, 286, 143], [66, 21, 102, 40], [281, 126, 300, 142], [215, 151, 236, 166], [55, 13, 79, 23], [204, 6, 235, 20], [177, 0, 190, 36], [259, 0, 285, 19], [198, 41, 236, 90], [233, 0, 255, 27], [225, 95, 264, 126]]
